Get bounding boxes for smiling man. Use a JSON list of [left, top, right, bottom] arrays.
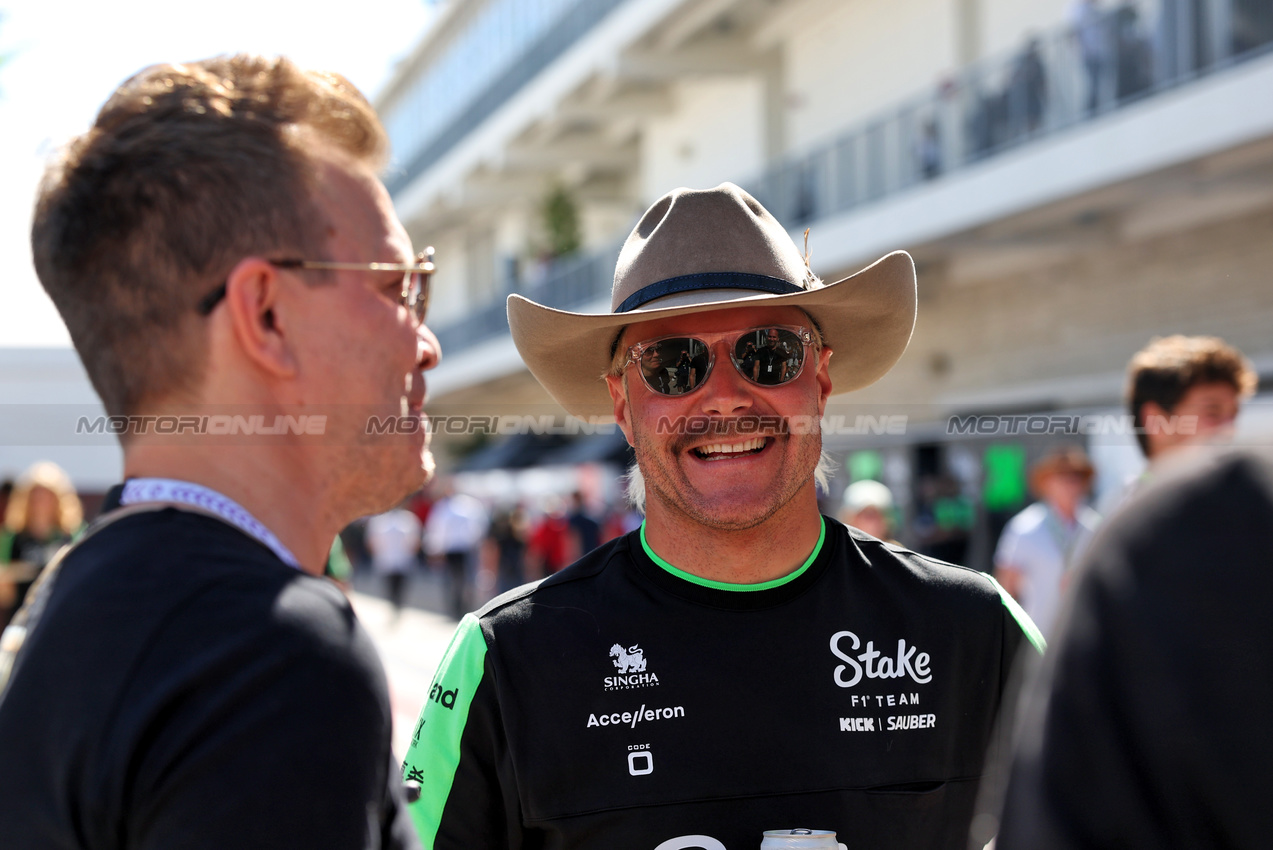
[[402, 184, 1040, 849], [0, 56, 437, 849]]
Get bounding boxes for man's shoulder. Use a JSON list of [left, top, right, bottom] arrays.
[[842, 521, 1003, 602], [474, 532, 633, 624], [43, 508, 353, 653], [1003, 502, 1049, 535]]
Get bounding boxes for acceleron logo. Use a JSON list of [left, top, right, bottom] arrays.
[[604, 642, 660, 691]]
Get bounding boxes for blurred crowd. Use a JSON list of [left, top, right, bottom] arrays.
[[338, 483, 642, 621]]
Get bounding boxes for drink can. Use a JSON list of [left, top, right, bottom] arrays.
[[760, 828, 847, 850]]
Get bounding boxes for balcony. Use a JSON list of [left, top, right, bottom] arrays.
[[422, 0, 1273, 397]]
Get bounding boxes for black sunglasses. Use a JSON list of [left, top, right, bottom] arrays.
[[196, 248, 435, 323], [621, 325, 815, 396]]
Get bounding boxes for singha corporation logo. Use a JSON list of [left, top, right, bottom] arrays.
[[610, 643, 647, 673], [604, 642, 659, 691]]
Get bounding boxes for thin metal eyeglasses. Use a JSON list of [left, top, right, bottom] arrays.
[[620, 325, 816, 396], [195, 248, 435, 323]]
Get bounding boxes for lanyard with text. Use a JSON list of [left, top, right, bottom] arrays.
[[120, 478, 302, 570]]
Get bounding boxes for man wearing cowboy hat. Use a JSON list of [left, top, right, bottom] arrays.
[[994, 446, 1101, 638], [403, 184, 1040, 849]]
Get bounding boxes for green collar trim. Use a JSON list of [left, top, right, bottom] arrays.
[[639, 517, 826, 592]]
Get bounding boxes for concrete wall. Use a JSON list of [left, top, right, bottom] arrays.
[[980, 0, 1073, 58], [848, 204, 1273, 415], [781, 0, 959, 153], [422, 228, 469, 324], [642, 75, 767, 202]]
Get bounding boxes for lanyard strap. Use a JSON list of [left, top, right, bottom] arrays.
[[120, 478, 301, 570]]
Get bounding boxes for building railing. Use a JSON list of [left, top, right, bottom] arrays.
[[745, 0, 1273, 226], [384, 0, 626, 196], [430, 0, 1273, 358], [433, 242, 622, 356]]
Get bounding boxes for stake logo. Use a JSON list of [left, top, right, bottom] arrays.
[[829, 630, 933, 688]]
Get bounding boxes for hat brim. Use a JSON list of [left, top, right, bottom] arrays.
[[507, 250, 917, 420]]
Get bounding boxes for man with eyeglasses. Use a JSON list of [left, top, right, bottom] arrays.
[[0, 56, 436, 849], [402, 184, 1039, 849]]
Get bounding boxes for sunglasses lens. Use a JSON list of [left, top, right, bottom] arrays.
[[735, 328, 805, 386], [640, 337, 709, 395]]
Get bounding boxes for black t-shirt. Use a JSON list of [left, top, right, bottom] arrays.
[[404, 517, 1039, 849], [994, 450, 1273, 849], [0, 507, 418, 850], [754, 344, 787, 381]]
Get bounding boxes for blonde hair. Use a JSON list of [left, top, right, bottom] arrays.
[[4, 462, 83, 535]]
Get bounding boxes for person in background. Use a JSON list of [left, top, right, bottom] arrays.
[[991, 448, 1273, 849], [1129, 335, 1256, 463], [1070, 0, 1108, 113], [0, 461, 83, 628], [525, 496, 570, 577], [1103, 335, 1258, 514], [838, 479, 896, 543], [486, 505, 528, 595], [994, 447, 1101, 639], [366, 505, 423, 616], [566, 490, 601, 557], [424, 486, 489, 619]]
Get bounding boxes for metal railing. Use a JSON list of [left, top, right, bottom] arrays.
[[433, 242, 622, 356], [385, 0, 626, 196], [746, 0, 1273, 226], [431, 0, 1273, 357]]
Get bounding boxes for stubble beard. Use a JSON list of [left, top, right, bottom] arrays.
[[632, 416, 823, 531]]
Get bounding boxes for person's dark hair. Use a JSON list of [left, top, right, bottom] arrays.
[[32, 55, 388, 416], [1127, 335, 1257, 455]]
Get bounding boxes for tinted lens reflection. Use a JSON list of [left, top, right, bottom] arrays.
[[735, 328, 804, 385], [407, 272, 430, 322], [641, 337, 709, 395]]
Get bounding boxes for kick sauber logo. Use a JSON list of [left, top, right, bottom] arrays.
[[604, 642, 660, 691]]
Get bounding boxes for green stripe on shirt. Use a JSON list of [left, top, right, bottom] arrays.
[[987, 574, 1047, 655], [402, 613, 488, 847], [640, 517, 826, 591]]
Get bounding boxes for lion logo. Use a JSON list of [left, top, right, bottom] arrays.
[[609, 643, 647, 674]]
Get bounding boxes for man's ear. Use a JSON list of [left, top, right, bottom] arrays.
[[814, 347, 833, 418], [221, 257, 298, 379], [1139, 400, 1168, 453], [605, 374, 634, 447]]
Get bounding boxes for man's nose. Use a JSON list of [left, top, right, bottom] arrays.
[[416, 321, 441, 371], [698, 344, 752, 415]]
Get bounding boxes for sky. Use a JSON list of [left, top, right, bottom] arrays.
[[0, 0, 439, 347]]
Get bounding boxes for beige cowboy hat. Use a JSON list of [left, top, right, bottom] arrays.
[[507, 182, 917, 419]]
